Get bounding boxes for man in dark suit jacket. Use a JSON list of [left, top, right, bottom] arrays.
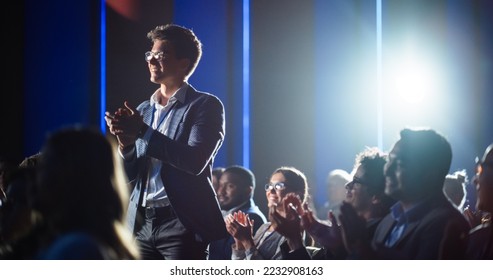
[[339, 128, 470, 259], [208, 165, 267, 259], [105, 24, 227, 259]]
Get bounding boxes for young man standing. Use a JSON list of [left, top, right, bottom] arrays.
[[105, 24, 227, 259]]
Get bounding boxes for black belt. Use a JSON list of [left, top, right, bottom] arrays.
[[144, 205, 176, 220]]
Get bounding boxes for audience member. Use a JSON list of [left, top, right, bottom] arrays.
[[465, 143, 493, 259], [278, 147, 394, 259], [212, 167, 225, 193], [19, 153, 42, 168], [33, 126, 140, 259], [0, 156, 16, 206], [443, 170, 468, 212], [339, 127, 470, 259], [344, 147, 395, 236], [0, 152, 44, 259], [0, 166, 38, 259], [208, 165, 267, 259], [226, 166, 308, 259], [317, 169, 350, 220]]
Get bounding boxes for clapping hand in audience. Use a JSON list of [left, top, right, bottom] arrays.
[[226, 210, 255, 250]]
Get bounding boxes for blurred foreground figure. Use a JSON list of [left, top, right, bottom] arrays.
[[35, 126, 139, 259], [466, 143, 493, 259]]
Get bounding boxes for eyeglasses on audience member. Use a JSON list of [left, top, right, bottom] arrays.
[[265, 182, 287, 192]]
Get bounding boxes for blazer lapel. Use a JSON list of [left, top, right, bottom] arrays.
[[167, 87, 193, 140], [142, 104, 154, 126], [392, 220, 420, 247], [167, 102, 185, 140], [136, 104, 154, 156], [391, 201, 432, 247], [374, 215, 396, 245]]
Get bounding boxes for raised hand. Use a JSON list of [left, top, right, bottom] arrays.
[[463, 206, 482, 228], [301, 204, 343, 250], [104, 101, 145, 149], [270, 194, 302, 232], [338, 201, 372, 257], [225, 210, 255, 250], [270, 194, 304, 249]]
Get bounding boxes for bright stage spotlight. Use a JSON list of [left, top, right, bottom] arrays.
[[384, 45, 445, 106], [380, 40, 451, 149]]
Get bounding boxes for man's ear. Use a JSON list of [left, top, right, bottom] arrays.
[[246, 185, 253, 197], [179, 58, 190, 74]]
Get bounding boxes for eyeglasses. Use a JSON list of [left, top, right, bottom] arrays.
[[345, 176, 368, 191], [265, 182, 287, 192], [145, 51, 166, 62], [475, 156, 493, 175]]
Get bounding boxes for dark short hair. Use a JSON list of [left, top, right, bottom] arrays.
[[147, 24, 202, 78], [19, 152, 42, 168], [354, 147, 387, 196], [223, 165, 256, 192], [399, 127, 452, 191], [212, 167, 225, 179]]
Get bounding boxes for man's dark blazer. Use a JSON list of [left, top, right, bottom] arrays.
[[124, 84, 228, 242], [371, 194, 469, 259]]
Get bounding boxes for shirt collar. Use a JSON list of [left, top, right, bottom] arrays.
[[149, 82, 188, 108], [390, 202, 405, 223], [390, 200, 426, 224]]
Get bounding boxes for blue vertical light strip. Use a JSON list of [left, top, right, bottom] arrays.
[[376, 0, 383, 150], [242, 0, 250, 168], [100, 0, 107, 133]]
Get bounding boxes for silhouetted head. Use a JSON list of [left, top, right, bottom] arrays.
[[474, 143, 493, 212], [35, 126, 128, 234], [384, 128, 452, 203], [346, 147, 393, 217]]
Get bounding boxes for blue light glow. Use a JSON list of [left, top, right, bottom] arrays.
[[242, 0, 250, 168], [100, 0, 106, 133], [376, 0, 382, 151]]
